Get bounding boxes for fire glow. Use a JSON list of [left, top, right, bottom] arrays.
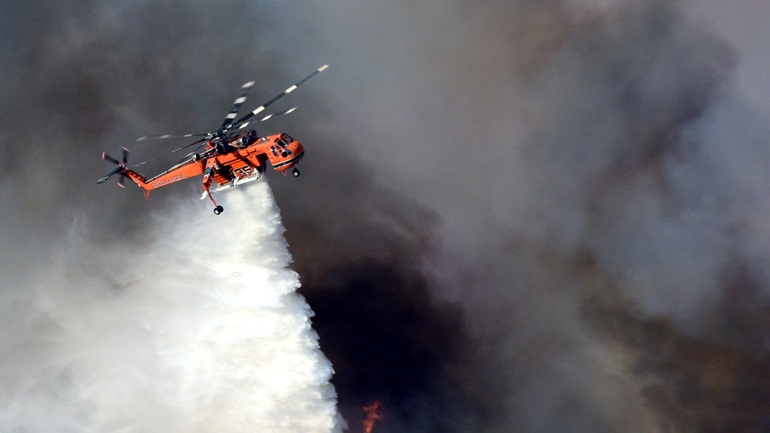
[[362, 401, 384, 433]]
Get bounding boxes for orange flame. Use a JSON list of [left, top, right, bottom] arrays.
[[362, 400, 385, 433]]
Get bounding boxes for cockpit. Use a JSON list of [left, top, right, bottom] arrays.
[[270, 134, 295, 158]]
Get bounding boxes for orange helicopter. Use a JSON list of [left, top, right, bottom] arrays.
[[97, 65, 328, 215]]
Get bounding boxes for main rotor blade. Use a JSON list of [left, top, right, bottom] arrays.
[[231, 64, 328, 128], [177, 143, 208, 164], [134, 137, 208, 168], [237, 107, 298, 130], [221, 80, 255, 129], [136, 133, 209, 142]]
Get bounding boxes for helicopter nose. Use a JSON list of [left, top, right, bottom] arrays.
[[291, 141, 304, 154]]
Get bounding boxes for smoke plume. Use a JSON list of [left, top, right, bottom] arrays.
[[3, 0, 770, 432]]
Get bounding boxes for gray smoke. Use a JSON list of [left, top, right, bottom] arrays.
[[3, 0, 770, 432], [277, 0, 770, 431]]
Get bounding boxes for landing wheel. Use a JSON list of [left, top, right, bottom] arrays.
[[213, 205, 224, 215], [292, 168, 300, 177]]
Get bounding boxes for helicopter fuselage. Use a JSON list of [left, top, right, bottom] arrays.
[[122, 132, 304, 198]]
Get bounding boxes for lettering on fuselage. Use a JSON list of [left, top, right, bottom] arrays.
[[150, 174, 187, 188]]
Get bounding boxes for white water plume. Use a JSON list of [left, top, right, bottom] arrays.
[[0, 180, 342, 433]]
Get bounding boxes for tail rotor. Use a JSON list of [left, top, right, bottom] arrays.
[[97, 147, 130, 188]]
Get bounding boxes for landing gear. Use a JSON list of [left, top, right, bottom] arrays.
[[292, 168, 300, 177], [203, 160, 224, 216]]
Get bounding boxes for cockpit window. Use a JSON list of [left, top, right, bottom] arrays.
[[278, 134, 294, 147], [275, 134, 293, 148]]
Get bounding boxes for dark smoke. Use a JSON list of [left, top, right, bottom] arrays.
[[280, 0, 770, 431], [3, 0, 770, 432]]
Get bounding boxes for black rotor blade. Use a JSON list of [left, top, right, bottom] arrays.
[[222, 80, 255, 129], [96, 166, 123, 184], [231, 64, 328, 129], [134, 137, 208, 168], [102, 152, 121, 165], [177, 143, 208, 164], [117, 175, 126, 189], [136, 133, 210, 142], [121, 147, 129, 164]]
